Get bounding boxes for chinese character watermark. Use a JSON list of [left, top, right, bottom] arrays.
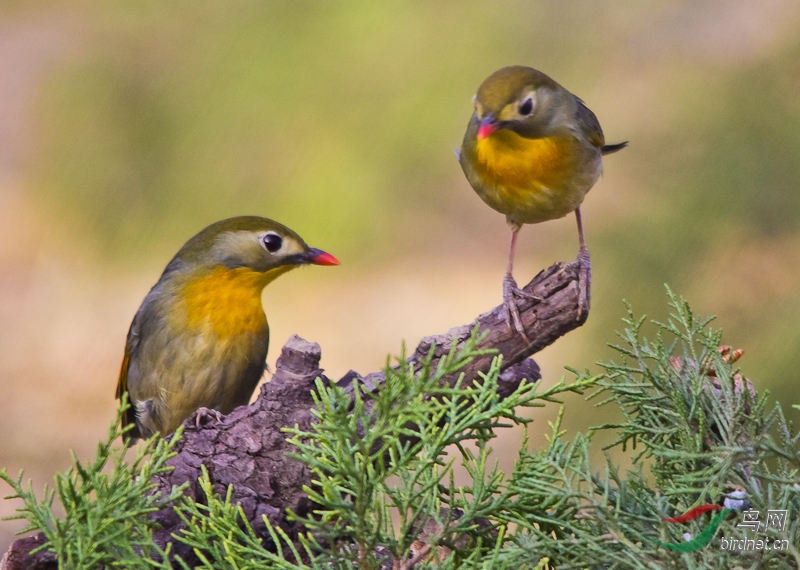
[[736, 509, 788, 534]]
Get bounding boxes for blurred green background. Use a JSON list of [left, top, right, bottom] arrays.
[[2, 0, 800, 550]]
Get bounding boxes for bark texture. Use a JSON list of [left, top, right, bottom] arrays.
[[2, 257, 589, 568]]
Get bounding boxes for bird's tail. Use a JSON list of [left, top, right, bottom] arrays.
[[601, 141, 628, 155]]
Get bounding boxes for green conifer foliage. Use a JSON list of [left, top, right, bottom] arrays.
[[1, 398, 187, 569], [3, 291, 799, 568]]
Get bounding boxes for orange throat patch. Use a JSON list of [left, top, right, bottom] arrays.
[[474, 130, 570, 189], [180, 265, 290, 338]]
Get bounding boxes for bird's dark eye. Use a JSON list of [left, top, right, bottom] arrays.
[[519, 98, 533, 116], [262, 233, 283, 253]]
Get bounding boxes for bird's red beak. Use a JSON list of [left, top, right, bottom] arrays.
[[306, 248, 340, 266], [477, 114, 499, 140]]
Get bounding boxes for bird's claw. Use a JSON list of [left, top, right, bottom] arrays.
[[503, 275, 541, 344], [195, 407, 223, 429], [576, 248, 591, 320]]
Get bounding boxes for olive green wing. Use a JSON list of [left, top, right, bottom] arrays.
[[116, 316, 143, 441], [574, 98, 606, 149], [575, 97, 628, 155]]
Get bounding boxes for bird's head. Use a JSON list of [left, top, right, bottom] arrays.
[[471, 66, 570, 141], [166, 216, 339, 277]]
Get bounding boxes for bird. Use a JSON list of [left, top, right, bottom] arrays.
[[458, 65, 626, 339], [115, 216, 339, 443]]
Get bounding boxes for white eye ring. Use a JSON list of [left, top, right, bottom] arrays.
[[261, 232, 283, 253]]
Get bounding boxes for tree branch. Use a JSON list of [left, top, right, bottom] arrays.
[[2, 257, 589, 568]]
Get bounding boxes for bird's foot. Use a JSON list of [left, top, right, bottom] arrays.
[[503, 275, 543, 343], [576, 248, 591, 320], [194, 407, 224, 429]]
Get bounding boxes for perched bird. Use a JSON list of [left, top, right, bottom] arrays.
[[458, 65, 626, 337], [115, 216, 339, 443]]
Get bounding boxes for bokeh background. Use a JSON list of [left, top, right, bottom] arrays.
[[2, 0, 800, 550]]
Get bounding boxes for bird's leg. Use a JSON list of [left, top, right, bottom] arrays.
[[575, 206, 591, 319], [502, 223, 542, 343]]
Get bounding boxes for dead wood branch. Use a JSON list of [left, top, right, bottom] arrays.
[[2, 257, 589, 569]]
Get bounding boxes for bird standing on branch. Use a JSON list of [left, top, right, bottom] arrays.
[[115, 216, 339, 443], [458, 65, 626, 338]]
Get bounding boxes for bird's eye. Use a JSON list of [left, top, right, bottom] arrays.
[[519, 98, 533, 116], [261, 232, 283, 253]]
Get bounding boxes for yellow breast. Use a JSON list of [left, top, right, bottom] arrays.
[[180, 266, 289, 338], [474, 130, 572, 190]]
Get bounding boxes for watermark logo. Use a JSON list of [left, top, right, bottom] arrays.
[[651, 504, 732, 552], [651, 493, 790, 553], [736, 508, 787, 533]]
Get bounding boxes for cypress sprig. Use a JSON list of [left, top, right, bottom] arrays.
[[282, 327, 592, 569], [1, 395, 187, 569], [503, 288, 800, 569]]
